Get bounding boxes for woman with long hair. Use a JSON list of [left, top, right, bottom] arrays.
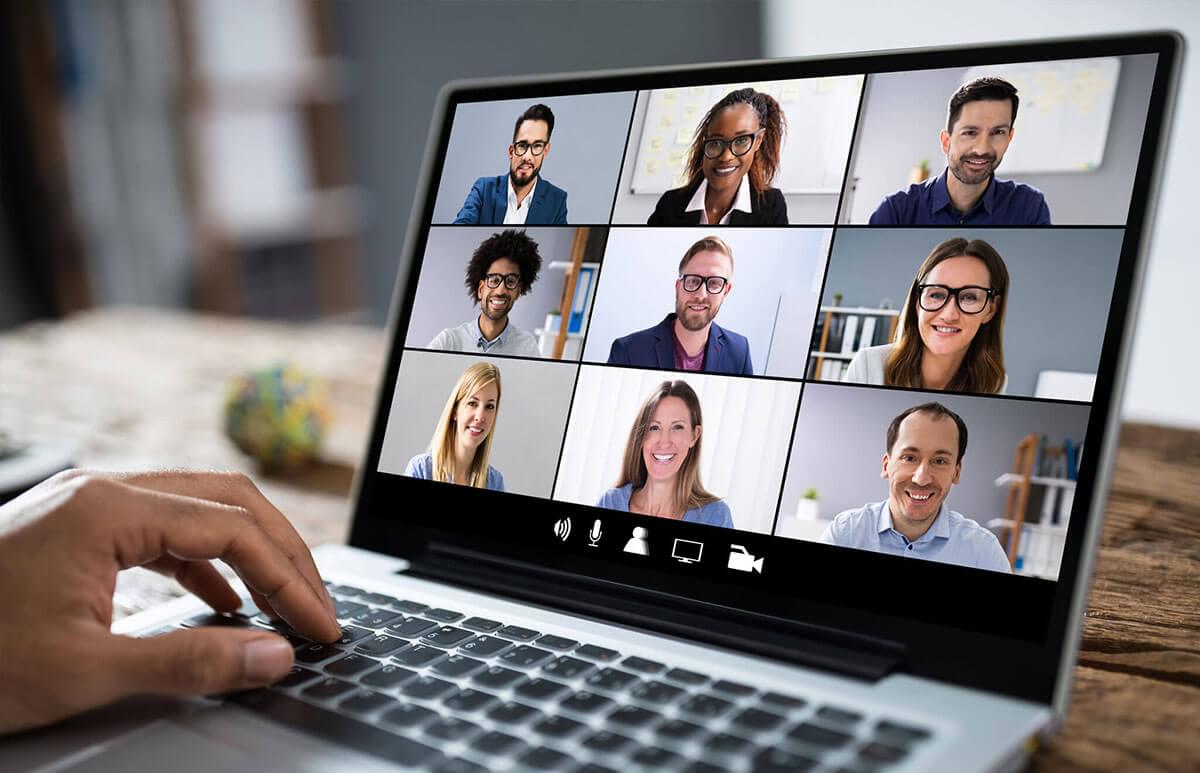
[[843, 237, 1009, 393], [406, 362, 505, 491], [647, 88, 788, 226], [596, 380, 733, 527]]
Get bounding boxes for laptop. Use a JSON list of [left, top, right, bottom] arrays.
[[9, 31, 1180, 772]]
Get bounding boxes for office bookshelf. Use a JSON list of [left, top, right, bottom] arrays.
[[808, 305, 900, 380]]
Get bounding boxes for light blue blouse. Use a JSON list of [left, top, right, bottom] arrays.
[[405, 453, 505, 492], [596, 483, 734, 528]]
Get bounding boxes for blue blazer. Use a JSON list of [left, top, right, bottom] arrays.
[[453, 175, 568, 225], [606, 314, 753, 376]]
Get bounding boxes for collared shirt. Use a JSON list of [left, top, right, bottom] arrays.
[[673, 328, 705, 371], [684, 175, 753, 225], [820, 499, 1011, 573], [868, 168, 1051, 226], [427, 318, 540, 357], [503, 176, 538, 225]]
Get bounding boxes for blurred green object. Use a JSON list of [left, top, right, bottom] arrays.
[[224, 364, 332, 470]]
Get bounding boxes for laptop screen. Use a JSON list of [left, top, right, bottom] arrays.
[[351, 34, 1178, 702]]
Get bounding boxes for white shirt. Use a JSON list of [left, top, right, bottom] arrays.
[[684, 175, 753, 224], [427, 318, 540, 357], [844, 343, 1009, 393], [503, 176, 538, 225]]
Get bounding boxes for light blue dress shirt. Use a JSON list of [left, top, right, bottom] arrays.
[[427, 319, 540, 357], [820, 500, 1010, 573], [596, 483, 734, 528], [405, 453, 505, 492]]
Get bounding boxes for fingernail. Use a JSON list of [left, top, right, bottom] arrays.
[[243, 637, 293, 682], [325, 587, 337, 616]]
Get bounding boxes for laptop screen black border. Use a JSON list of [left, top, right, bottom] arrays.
[[349, 32, 1180, 706]]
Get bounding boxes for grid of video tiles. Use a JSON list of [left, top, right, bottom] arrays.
[[378, 54, 1157, 581]]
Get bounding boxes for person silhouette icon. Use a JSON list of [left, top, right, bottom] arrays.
[[623, 526, 650, 555]]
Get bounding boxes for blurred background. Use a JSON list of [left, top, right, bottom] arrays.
[[0, 0, 1196, 429]]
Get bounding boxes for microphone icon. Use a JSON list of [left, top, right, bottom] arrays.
[[588, 519, 603, 547]]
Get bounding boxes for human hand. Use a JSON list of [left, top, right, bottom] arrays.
[[0, 469, 341, 734]]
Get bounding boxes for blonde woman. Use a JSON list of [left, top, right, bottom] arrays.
[[406, 362, 505, 491], [596, 380, 733, 528]]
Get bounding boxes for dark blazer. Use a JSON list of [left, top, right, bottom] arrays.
[[646, 182, 788, 226], [453, 175, 568, 225], [607, 314, 753, 376]]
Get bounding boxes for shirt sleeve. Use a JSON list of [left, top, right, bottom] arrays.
[[867, 197, 898, 225], [428, 328, 457, 351], [976, 532, 1013, 573], [488, 467, 506, 493], [607, 337, 628, 365], [1035, 196, 1051, 226], [705, 500, 734, 529], [843, 348, 870, 384], [819, 518, 838, 545], [405, 454, 429, 479]]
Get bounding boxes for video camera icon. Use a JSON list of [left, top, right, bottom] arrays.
[[727, 545, 764, 574]]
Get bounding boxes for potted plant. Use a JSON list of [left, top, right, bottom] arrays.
[[796, 488, 820, 520]]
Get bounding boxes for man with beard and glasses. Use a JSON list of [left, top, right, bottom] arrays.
[[453, 104, 569, 225], [607, 236, 752, 375], [868, 77, 1051, 225], [820, 402, 1011, 573], [428, 230, 543, 357]]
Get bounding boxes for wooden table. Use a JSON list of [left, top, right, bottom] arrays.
[[1, 309, 1196, 770]]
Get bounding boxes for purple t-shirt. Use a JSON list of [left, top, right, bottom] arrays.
[[673, 331, 705, 371]]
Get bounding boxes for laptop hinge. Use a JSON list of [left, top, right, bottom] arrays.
[[406, 544, 906, 682]]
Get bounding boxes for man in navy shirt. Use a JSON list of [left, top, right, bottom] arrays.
[[869, 77, 1051, 226]]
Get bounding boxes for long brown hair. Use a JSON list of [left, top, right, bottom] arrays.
[[685, 88, 786, 204], [430, 362, 502, 488], [884, 238, 1009, 394], [615, 380, 718, 514]]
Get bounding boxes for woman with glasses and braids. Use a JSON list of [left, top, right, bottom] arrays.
[[843, 237, 1010, 394], [648, 88, 788, 226]]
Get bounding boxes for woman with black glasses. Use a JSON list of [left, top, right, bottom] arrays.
[[843, 237, 1010, 393], [647, 88, 788, 226]]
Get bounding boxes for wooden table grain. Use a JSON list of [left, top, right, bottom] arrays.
[[1, 309, 1197, 770]]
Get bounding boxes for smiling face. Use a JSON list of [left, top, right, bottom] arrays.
[[640, 396, 700, 484], [701, 103, 762, 196], [508, 119, 551, 188], [940, 99, 1015, 186], [916, 255, 996, 359], [454, 381, 498, 453], [674, 249, 733, 332], [476, 257, 520, 323], [882, 411, 962, 534]]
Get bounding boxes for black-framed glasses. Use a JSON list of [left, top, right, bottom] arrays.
[[484, 273, 521, 290], [511, 140, 548, 156], [679, 274, 729, 294], [918, 284, 995, 314], [702, 128, 764, 159]]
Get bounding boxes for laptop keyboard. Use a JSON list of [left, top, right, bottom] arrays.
[[169, 583, 934, 771]]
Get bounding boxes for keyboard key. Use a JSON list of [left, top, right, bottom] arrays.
[[679, 693, 733, 719], [730, 707, 787, 733], [335, 600, 368, 618], [631, 747, 680, 767], [424, 717, 483, 742], [578, 766, 618, 773], [702, 732, 753, 755], [680, 763, 727, 773], [541, 656, 594, 680], [516, 746, 573, 770], [532, 714, 587, 739], [389, 599, 429, 614], [786, 722, 854, 749], [325, 654, 379, 678], [559, 690, 614, 716], [356, 635, 407, 657], [753, 748, 820, 773], [607, 704, 660, 728], [399, 675, 457, 701], [381, 703, 437, 729], [422, 626, 475, 648], [182, 612, 253, 629], [471, 666, 526, 690], [664, 667, 708, 686], [655, 718, 705, 742], [431, 654, 486, 679], [497, 625, 540, 641], [762, 691, 807, 710], [295, 643, 343, 664], [630, 680, 685, 705], [425, 608, 463, 622], [444, 688, 499, 714], [388, 616, 439, 638], [621, 656, 665, 674], [582, 729, 635, 754], [358, 592, 394, 606], [499, 645, 554, 669], [514, 678, 570, 703], [351, 607, 402, 628], [432, 759, 487, 773], [302, 677, 356, 701], [461, 616, 504, 632], [486, 701, 543, 726], [575, 644, 620, 662], [392, 644, 447, 668], [361, 664, 417, 689], [534, 634, 578, 651], [470, 730, 525, 755], [585, 668, 639, 692], [273, 666, 319, 689], [816, 705, 863, 725], [858, 742, 908, 763], [338, 688, 394, 716], [327, 584, 363, 597], [712, 679, 757, 698], [874, 720, 932, 745], [459, 635, 512, 658], [338, 626, 374, 645]]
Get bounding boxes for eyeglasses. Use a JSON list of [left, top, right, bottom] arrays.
[[702, 128, 764, 160], [484, 273, 520, 290], [679, 274, 729, 294], [917, 284, 995, 314], [512, 140, 548, 156]]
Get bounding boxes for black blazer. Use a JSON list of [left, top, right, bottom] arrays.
[[646, 182, 788, 225]]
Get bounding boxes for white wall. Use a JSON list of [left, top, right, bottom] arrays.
[[765, 0, 1198, 429]]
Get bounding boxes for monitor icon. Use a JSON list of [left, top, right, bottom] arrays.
[[671, 538, 704, 565], [727, 545, 764, 573]]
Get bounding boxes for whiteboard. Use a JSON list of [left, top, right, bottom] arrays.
[[630, 76, 864, 195], [963, 58, 1120, 174]]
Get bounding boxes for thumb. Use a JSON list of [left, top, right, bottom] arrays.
[[101, 628, 295, 699]]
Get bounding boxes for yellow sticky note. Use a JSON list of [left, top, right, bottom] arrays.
[[650, 137, 663, 151], [683, 105, 699, 120], [646, 161, 659, 175], [662, 89, 679, 103], [781, 83, 803, 101], [816, 78, 837, 94], [689, 86, 706, 97], [658, 114, 674, 129], [675, 128, 692, 145]]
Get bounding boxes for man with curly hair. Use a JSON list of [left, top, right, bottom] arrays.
[[428, 229, 544, 357]]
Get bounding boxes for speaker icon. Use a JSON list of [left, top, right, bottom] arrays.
[[553, 517, 572, 542]]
